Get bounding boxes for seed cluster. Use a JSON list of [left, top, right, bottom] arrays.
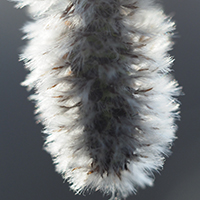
[[13, 0, 180, 199]]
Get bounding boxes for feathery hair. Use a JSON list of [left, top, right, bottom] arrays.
[[12, 0, 180, 199]]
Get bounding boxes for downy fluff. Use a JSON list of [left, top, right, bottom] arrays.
[[12, 0, 180, 199]]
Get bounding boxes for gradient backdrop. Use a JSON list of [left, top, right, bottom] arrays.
[[1, 0, 200, 200]]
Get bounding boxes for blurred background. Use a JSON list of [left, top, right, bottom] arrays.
[[0, 0, 199, 200]]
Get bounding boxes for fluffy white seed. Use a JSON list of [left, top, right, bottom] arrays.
[[12, 0, 181, 199]]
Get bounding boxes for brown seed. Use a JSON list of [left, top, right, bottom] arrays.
[[52, 66, 64, 70], [53, 95, 63, 98], [48, 84, 57, 89], [72, 167, 81, 171], [87, 170, 94, 175], [134, 87, 153, 94], [62, 52, 69, 60]]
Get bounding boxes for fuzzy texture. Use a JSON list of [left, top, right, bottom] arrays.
[[12, 0, 180, 199]]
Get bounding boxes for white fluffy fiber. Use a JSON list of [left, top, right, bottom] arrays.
[[12, 0, 180, 199]]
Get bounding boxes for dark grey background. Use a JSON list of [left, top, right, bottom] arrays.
[[1, 0, 199, 200]]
